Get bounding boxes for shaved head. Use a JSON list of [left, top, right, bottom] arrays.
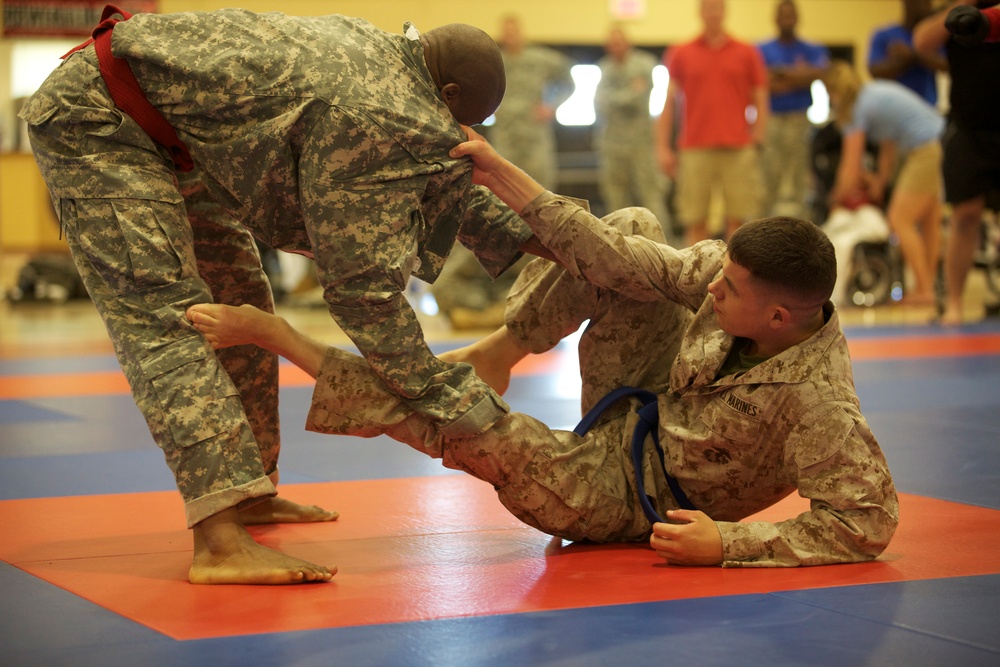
[[421, 23, 506, 124]]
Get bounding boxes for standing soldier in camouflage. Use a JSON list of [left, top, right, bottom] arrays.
[[595, 25, 670, 236], [20, 7, 546, 585], [427, 15, 574, 330], [490, 15, 575, 191], [189, 129, 899, 568]]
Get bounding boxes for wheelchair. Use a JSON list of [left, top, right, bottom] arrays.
[[811, 122, 906, 307], [975, 209, 1000, 299], [847, 237, 906, 307]]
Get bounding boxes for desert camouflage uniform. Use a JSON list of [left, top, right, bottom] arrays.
[[19, 10, 529, 527], [594, 49, 669, 230], [305, 193, 899, 567]]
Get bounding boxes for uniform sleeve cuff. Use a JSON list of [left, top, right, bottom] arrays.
[[718, 522, 765, 566], [437, 391, 510, 439]]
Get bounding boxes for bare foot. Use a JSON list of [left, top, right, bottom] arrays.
[[898, 292, 936, 308], [186, 303, 285, 350], [189, 507, 335, 585], [438, 326, 528, 395], [937, 306, 963, 326], [241, 496, 339, 525]]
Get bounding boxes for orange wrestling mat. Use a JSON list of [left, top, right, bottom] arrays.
[[2, 476, 999, 641]]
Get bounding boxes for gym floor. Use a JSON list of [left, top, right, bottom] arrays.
[[2, 259, 999, 667]]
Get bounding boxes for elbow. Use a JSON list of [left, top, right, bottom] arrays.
[[841, 501, 900, 563]]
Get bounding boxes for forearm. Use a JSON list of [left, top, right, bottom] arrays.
[[520, 234, 561, 263], [719, 410, 900, 567], [832, 160, 861, 198], [877, 141, 897, 183], [719, 504, 898, 567], [480, 159, 547, 215], [752, 88, 770, 144], [914, 6, 954, 56], [785, 65, 828, 88], [655, 96, 675, 154], [459, 187, 534, 278], [328, 289, 506, 433], [832, 132, 866, 197], [520, 192, 718, 308], [914, 48, 949, 71], [868, 58, 909, 80]]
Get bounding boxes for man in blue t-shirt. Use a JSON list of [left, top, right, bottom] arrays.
[[868, 0, 947, 105], [758, 0, 829, 218]]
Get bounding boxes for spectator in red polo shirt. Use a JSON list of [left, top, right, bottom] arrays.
[[656, 0, 769, 247]]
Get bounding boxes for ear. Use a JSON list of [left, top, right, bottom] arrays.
[[440, 82, 461, 103], [769, 305, 791, 330]]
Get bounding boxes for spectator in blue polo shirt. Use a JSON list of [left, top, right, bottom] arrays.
[[758, 0, 829, 218], [868, 0, 947, 105]]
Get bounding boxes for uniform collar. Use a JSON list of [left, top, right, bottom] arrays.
[[672, 301, 844, 393]]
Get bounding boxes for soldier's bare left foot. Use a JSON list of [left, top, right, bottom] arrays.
[[241, 496, 339, 524]]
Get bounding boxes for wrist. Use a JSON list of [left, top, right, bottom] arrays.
[[489, 161, 545, 215]]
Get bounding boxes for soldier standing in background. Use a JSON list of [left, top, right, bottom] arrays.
[[595, 25, 671, 237], [431, 15, 575, 330], [490, 14, 575, 190]]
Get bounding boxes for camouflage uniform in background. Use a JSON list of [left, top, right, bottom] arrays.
[[429, 42, 573, 323], [305, 195, 899, 567], [19, 10, 530, 527], [490, 44, 575, 191], [594, 48, 670, 234]]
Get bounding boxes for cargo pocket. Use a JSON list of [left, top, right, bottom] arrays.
[[72, 197, 191, 298], [18, 91, 59, 126], [115, 198, 193, 290], [141, 337, 244, 453], [522, 425, 634, 541]]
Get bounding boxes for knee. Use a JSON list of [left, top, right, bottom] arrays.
[[951, 204, 984, 235]]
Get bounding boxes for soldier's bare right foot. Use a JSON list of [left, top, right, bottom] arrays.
[[188, 546, 335, 585], [186, 303, 285, 350], [439, 325, 526, 395]]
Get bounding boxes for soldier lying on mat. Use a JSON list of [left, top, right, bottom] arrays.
[[187, 129, 899, 567]]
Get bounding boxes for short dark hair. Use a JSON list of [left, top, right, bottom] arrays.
[[425, 23, 506, 124], [727, 216, 836, 306]]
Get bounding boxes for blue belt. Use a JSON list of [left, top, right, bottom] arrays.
[[573, 386, 696, 524]]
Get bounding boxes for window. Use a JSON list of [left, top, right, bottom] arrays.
[[10, 40, 75, 98]]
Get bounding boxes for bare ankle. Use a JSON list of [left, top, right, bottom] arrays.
[[255, 313, 294, 355], [192, 507, 250, 555]]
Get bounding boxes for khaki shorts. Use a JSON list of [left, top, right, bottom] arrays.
[[677, 147, 761, 224], [894, 140, 942, 198]]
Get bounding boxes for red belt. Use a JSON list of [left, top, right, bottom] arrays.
[[64, 5, 194, 172], [988, 7, 1000, 42]]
